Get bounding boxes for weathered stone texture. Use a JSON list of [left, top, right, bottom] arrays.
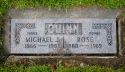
[[117, 16, 125, 55], [5, 56, 125, 68]]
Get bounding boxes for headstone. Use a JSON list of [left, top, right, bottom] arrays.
[[4, 8, 121, 55], [4, 7, 125, 67], [10, 18, 116, 54]]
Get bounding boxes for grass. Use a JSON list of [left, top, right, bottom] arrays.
[[0, 64, 124, 72], [0, 0, 125, 17]]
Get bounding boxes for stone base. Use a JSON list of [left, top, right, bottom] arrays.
[[5, 55, 125, 68]]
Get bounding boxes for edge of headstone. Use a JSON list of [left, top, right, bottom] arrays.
[[8, 7, 121, 19], [117, 11, 125, 56]]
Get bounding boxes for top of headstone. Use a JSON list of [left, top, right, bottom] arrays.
[[8, 7, 122, 19]]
